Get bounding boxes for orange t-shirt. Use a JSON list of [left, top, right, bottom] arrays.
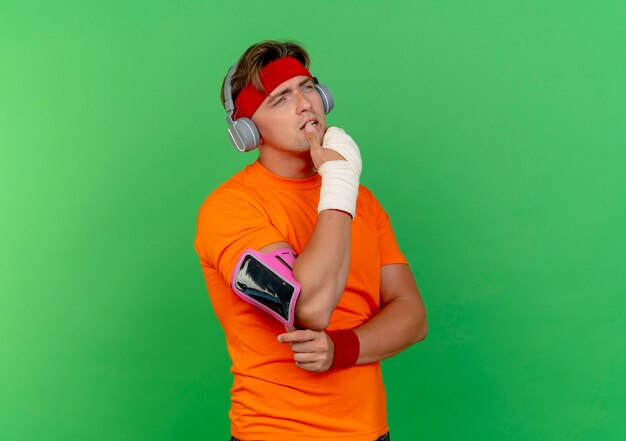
[[194, 160, 407, 441]]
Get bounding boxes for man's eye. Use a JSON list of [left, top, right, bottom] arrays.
[[273, 97, 286, 106]]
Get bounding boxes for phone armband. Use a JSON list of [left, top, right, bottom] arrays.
[[231, 248, 301, 326]]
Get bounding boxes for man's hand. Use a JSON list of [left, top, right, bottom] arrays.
[[278, 327, 335, 373], [305, 123, 344, 171], [307, 125, 362, 218], [321, 127, 362, 177]]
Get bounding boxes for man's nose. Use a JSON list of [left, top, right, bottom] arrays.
[[295, 91, 313, 112]]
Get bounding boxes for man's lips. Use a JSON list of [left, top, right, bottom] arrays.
[[300, 119, 319, 130]]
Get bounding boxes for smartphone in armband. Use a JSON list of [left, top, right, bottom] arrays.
[[231, 248, 301, 326]]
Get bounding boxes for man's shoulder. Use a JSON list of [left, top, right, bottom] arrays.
[[357, 184, 379, 206], [198, 164, 262, 216], [358, 183, 374, 197]]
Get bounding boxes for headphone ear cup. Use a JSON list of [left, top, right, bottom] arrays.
[[227, 118, 261, 152], [315, 84, 334, 114]]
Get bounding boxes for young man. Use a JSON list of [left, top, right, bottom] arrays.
[[194, 40, 427, 441]]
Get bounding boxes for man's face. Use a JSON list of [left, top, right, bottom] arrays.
[[251, 75, 326, 153]]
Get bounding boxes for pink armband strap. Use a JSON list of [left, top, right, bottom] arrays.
[[231, 248, 301, 326], [326, 329, 360, 370]]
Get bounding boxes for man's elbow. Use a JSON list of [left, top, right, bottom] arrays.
[[295, 302, 331, 331], [412, 318, 428, 344], [293, 280, 342, 330], [294, 287, 338, 331], [416, 321, 428, 342]]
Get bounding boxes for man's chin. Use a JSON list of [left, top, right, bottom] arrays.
[[294, 141, 316, 156], [263, 143, 311, 155]]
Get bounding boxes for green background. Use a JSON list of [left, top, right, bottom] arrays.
[[1, 0, 624, 439]]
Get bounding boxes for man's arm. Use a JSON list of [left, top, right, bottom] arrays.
[[278, 263, 427, 373], [259, 208, 351, 331], [353, 263, 427, 364], [259, 125, 358, 331]]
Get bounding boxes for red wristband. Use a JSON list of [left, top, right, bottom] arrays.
[[326, 329, 360, 370]]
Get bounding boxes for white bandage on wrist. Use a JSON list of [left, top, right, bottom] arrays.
[[317, 160, 359, 218], [316, 127, 362, 218]]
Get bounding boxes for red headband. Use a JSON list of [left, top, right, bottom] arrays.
[[233, 57, 312, 120]]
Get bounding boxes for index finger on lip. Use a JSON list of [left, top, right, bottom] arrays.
[[304, 123, 321, 148]]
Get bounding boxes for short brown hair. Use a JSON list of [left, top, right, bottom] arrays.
[[220, 40, 310, 108]]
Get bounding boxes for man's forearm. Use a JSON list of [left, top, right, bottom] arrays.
[[353, 265, 428, 364], [292, 209, 352, 330], [353, 298, 427, 364]]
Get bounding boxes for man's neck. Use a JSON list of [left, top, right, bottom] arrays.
[[257, 147, 316, 179]]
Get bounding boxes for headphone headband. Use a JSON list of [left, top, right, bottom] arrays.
[[223, 62, 238, 116]]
